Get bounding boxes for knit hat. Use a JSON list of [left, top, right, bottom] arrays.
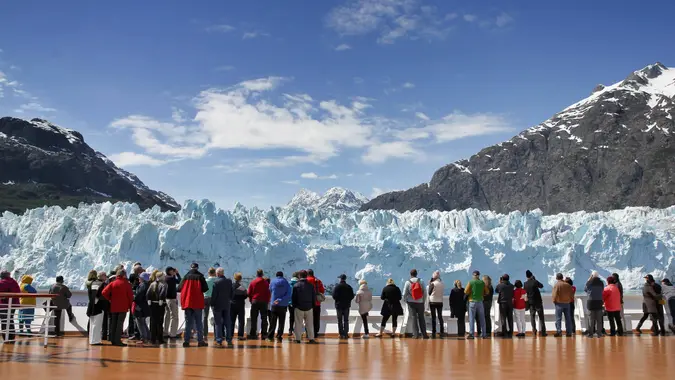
[[140, 272, 151, 282], [525, 270, 533, 278]]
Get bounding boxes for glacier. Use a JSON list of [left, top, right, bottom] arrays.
[[0, 199, 673, 290]]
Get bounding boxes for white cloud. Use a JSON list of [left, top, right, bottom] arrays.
[[282, 180, 301, 185], [402, 82, 415, 89], [362, 141, 422, 163], [415, 112, 430, 121], [14, 102, 57, 113], [109, 152, 167, 167], [395, 111, 512, 142], [206, 24, 235, 33], [215, 65, 235, 71], [371, 187, 398, 198], [239, 76, 285, 91], [495, 12, 514, 27], [243, 31, 270, 39], [463, 14, 477, 22], [300, 172, 338, 180], [335, 44, 352, 51], [445, 13, 458, 21], [171, 107, 186, 123]]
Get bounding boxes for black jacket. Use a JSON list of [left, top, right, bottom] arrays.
[[332, 281, 355, 309], [292, 279, 316, 311], [231, 281, 247, 307], [380, 284, 403, 317], [133, 281, 150, 318], [524, 277, 544, 307], [86, 280, 106, 317], [211, 277, 234, 311], [484, 284, 494, 307], [495, 281, 515, 305], [449, 287, 467, 317], [165, 273, 181, 300]]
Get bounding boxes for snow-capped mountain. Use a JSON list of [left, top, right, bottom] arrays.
[[363, 63, 675, 214], [286, 187, 369, 211], [0, 117, 180, 213], [0, 199, 672, 290]]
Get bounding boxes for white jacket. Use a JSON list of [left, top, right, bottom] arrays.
[[355, 285, 373, 314], [428, 279, 445, 303]]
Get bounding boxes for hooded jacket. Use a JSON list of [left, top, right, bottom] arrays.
[[20, 275, 37, 306], [147, 278, 168, 303], [585, 277, 605, 311], [133, 281, 151, 317], [0, 276, 21, 308], [178, 269, 209, 310], [307, 276, 325, 306], [86, 279, 105, 317], [165, 268, 181, 300], [449, 286, 467, 316], [288, 276, 298, 306], [662, 283, 675, 301], [642, 282, 661, 314], [355, 284, 373, 314], [270, 276, 292, 307], [602, 283, 621, 312], [102, 276, 134, 313], [231, 281, 247, 307], [49, 282, 72, 310], [524, 277, 544, 307]]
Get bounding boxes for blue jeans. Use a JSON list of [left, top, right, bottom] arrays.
[[213, 307, 232, 343], [468, 301, 486, 337], [184, 308, 204, 343], [554, 303, 572, 334], [337, 307, 350, 337], [135, 316, 150, 341]]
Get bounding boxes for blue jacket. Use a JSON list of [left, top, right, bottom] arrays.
[[288, 277, 298, 306], [270, 276, 292, 307]]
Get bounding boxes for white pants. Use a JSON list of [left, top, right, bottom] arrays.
[[89, 313, 104, 345], [164, 299, 179, 337], [515, 309, 526, 333], [294, 309, 314, 341]]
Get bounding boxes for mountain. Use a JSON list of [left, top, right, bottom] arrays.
[[0, 117, 180, 214], [362, 63, 675, 214], [286, 187, 369, 211]]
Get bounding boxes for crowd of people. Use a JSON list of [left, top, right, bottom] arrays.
[[1, 264, 674, 346]]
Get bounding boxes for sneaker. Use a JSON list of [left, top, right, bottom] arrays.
[[198, 341, 208, 347], [183, 342, 190, 348], [227, 341, 234, 346], [294, 340, 302, 344], [307, 340, 318, 344], [635, 328, 642, 335], [539, 332, 548, 337], [267, 337, 275, 342], [481, 336, 489, 339], [362, 334, 369, 339], [214, 342, 223, 348], [127, 336, 138, 341], [112, 343, 128, 347]]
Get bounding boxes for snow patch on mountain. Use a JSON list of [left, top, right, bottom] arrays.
[[286, 187, 368, 211]]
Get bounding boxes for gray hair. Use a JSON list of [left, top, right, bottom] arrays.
[[216, 268, 225, 276], [591, 270, 599, 278]]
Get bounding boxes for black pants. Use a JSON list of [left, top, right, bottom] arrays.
[[1, 309, 16, 341], [569, 302, 576, 332], [361, 313, 369, 335], [657, 305, 666, 333], [288, 305, 295, 334], [313, 305, 321, 335], [249, 301, 268, 338], [477, 302, 492, 336], [203, 297, 211, 338], [607, 311, 624, 335], [110, 312, 126, 345], [101, 309, 109, 340], [529, 304, 546, 333], [268, 305, 287, 339], [128, 310, 139, 338], [456, 313, 466, 336], [149, 303, 165, 343], [230, 304, 245, 338], [499, 303, 514, 336], [381, 314, 398, 331], [54, 309, 64, 336], [430, 302, 444, 335], [669, 298, 675, 325], [337, 307, 350, 337]]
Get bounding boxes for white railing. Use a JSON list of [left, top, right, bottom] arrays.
[[0, 293, 58, 347]]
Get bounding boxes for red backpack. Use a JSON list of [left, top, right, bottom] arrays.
[[410, 280, 423, 301]]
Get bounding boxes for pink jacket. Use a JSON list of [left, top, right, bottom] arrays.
[[602, 284, 621, 312]]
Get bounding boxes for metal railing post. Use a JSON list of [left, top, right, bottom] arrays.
[[6, 297, 12, 342], [44, 299, 52, 347]]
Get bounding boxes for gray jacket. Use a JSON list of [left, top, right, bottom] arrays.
[[403, 277, 427, 304], [642, 283, 661, 314], [49, 283, 72, 310]]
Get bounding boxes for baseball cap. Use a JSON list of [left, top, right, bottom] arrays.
[[190, 263, 199, 269], [472, 270, 480, 276]]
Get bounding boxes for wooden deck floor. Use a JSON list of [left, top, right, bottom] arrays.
[[1, 336, 673, 379]]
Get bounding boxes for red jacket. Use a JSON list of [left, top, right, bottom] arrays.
[[248, 277, 271, 303], [513, 287, 526, 310], [307, 276, 325, 306], [102, 277, 134, 313], [0, 277, 21, 309], [602, 284, 621, 312], [178, 269, 208, 310]]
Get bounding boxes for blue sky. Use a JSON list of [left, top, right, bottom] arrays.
[[1, 0, 673, 209]]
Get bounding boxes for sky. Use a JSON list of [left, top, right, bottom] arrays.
[[1, 0, 674, 210]]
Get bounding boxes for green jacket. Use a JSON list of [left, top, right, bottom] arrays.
[[465, 278, 488, 302]]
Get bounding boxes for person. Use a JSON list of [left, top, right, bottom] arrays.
[[127, 262, 144, 340], [84, 269, 98, 335], [653, 279, 667, 336], [427, 270, 445, 339], [291, 270, 317, 344], [147, 271, 167, 346], [355, 279, 373, 338], [495, 274, 515, 338], [465, 270, 488, 339], [513, 280, 527, 337], [306, 269, 325, 337], [49, 276, 73, 337], [661, 278, 675, 332], [564, 277, 576, 333], [18, 274, 37, 334], [211, 268, 234, 347], [102, 269, 134, 346], [178, 262, 209, 347], [247, 269, 271, 339], [585, 271, 605, 338], [333, 274, 355, 339], [377, 278, 403, 338], [552, 273, 574, 337], [163, 266, 181, 340], [231, 272, 247, 340], [133, 272, 151, 344], [0, 270, 21, 341], [203, 267, 217, 339], [404, 269, 429, 339], [524, 270, 547, 337], [449, 280, 467, 337], [87, 271, 107, 345], [268, 271, 291, 342], [288, 272, 299, 337], [476, 275, 494, 337], [603, 276, 623, 336], [612, 273, 625, 328]]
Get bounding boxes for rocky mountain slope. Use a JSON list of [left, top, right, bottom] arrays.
[[0, 117, 180, 214], [362, 63, 675, 214]]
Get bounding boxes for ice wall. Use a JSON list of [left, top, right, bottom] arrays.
[[1, 200, 673, 290]]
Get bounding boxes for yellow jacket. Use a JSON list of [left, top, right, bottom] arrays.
[[20, 275, 37, 305]]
